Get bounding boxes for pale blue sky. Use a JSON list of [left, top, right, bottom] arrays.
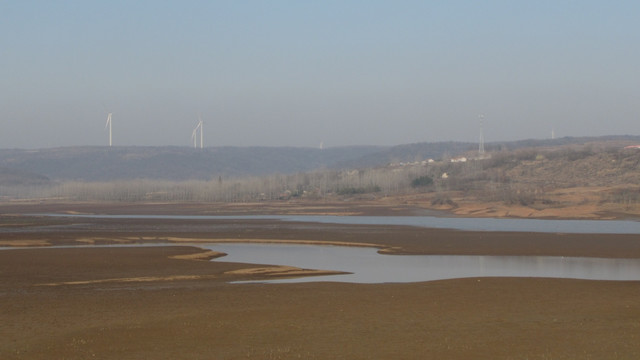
[[1, 1, 639, 148]]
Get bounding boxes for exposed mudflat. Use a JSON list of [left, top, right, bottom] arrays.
[[1, 202, 640, 359]]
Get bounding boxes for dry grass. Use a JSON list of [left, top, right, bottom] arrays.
[[37, 274, 220, 286], [169, 250, 226, 261], [136, 236, 383, 249], [224, 266, 347, 278], [0, 239, 51, 247]]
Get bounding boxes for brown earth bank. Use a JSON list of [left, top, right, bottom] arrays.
[[0, 199, 423, 217], [1, 246, 639, 359], [1, 203, 640, 359], [2, 191, 640, 219]]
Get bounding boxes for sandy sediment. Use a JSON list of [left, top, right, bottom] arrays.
[[168, 249, 227, 261], [159, 236, 382, 248], [224, 265, 348, 278], [37, 274, 221, 287], [0, 239, 51, 247]]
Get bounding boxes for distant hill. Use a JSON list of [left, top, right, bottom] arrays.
[[0, 146, 386, 181], [0, 167, 51, 186], [337, 141, 477, 168], [342, 135, 640, 168], [1, 135, 638, 182]]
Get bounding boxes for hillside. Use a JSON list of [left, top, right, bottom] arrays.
[[394, 140, 640, 219], [0, 167, 51, 186], [0, 145, 385, 182], [1, 136, 639, 218], [3, 136, 639, 183], [341, 135, 640, 168]]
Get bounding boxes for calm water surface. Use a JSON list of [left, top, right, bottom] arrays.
[[35, 213, 640, 234], [17, 214, 640, 283], [2, 242, 639, 283], [199, 243, 640, 284]]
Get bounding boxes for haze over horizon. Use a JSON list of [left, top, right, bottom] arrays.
[[2, 1, 639, 150]]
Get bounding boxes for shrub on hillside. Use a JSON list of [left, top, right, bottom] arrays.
[[411, 176, 434, 188], [337, 185, 381, 195]]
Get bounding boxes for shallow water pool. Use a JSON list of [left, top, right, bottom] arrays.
[[200, 243, 640, 284]]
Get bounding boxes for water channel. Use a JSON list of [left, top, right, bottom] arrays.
[[35, 213, 640, 234], [13, 213, 640, 283], [198, 243, 640, 284]]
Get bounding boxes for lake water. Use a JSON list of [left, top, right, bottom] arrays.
[[34, 213, 640, 234], [2, 241, 639, 283], [15, 213, 640, 283], [199, 243, 640, 284]]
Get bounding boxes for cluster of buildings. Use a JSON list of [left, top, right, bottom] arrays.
[[388, 159, 435, 167]]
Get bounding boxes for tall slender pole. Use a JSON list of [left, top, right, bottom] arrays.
[[200, 120, 203, 149], [478, 114, 485, 156], [106, 113, 113, 147]]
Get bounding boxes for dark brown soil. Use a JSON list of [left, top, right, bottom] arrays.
[[1, 203, 640, 359]]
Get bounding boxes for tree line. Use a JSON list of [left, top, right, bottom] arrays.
[[0, 165, 435, 203], [2, 145, 638, 210]]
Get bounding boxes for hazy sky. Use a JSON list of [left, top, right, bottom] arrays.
[[1, 1, 639, 149]]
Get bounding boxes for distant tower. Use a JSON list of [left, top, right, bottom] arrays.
[[551, 128, 555, 140], [191, 114, 204, 149], [319, 141, 324, 150], [105, 112, 113, 147], [478, 114, 485, 156]]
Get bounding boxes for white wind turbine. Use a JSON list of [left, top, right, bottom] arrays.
[[191, 122, 200, 148], [191, 115, 203, 149], [105, 112, 113, 147]]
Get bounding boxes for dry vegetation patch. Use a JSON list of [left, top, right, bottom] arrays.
[[0, 239, 51, 247], [130, 236, 383, 249], [224, 265, 347, 278], [169, 250, 226, 261], [37, 274, 220, 287]]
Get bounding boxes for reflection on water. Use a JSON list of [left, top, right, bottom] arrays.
[[200, 243, 640, 284]]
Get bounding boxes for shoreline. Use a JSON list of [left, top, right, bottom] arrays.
[[2, 222, 640, 259], [2, 196, 640, 220], [2, 203, 640, 359]]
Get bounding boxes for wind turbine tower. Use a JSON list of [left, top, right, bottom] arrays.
[[105, 112, 113, 147], [191, 125, 198, 148], [199, 116, 203, 149], [191, 115, 204, 149], [478, 114, 485, 156]]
